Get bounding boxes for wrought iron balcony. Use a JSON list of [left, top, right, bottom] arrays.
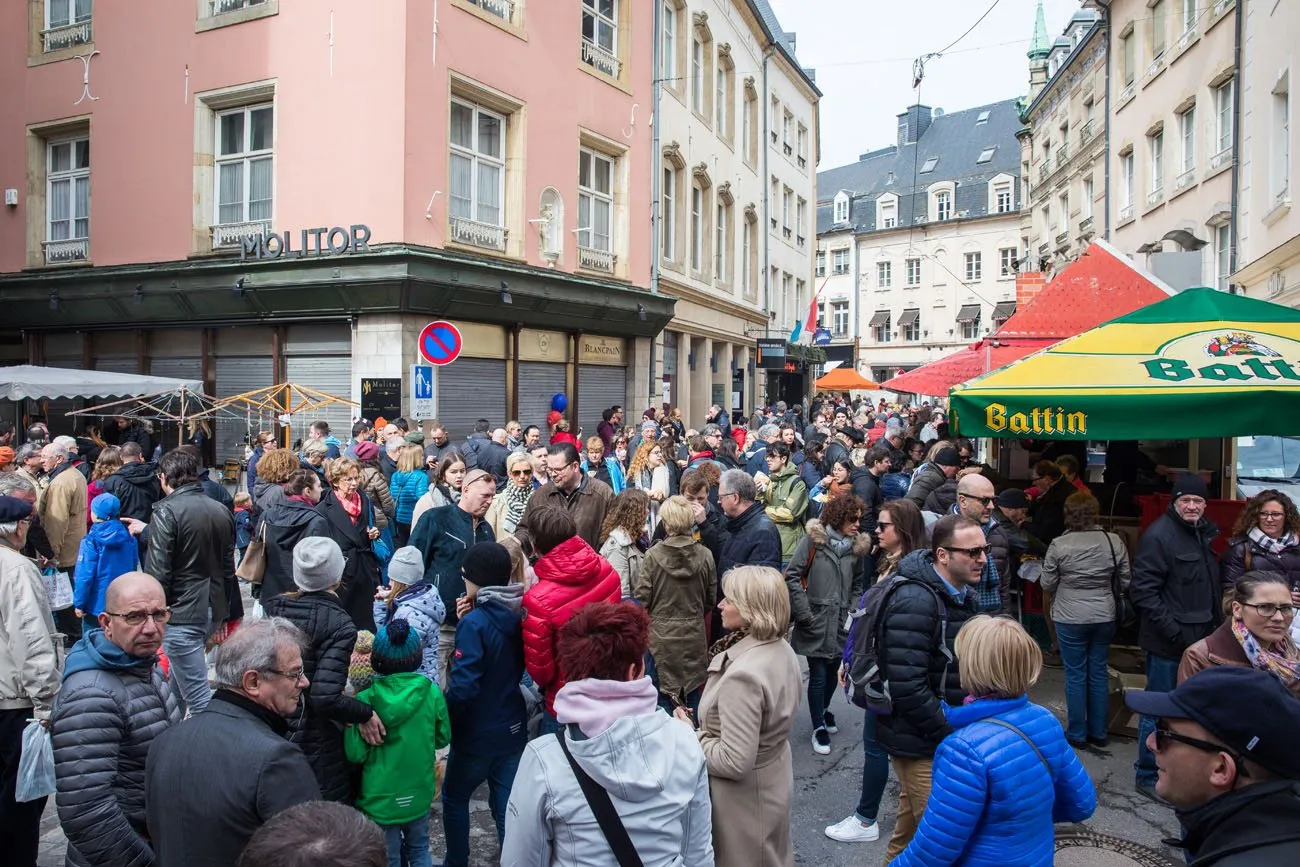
[[450, 216, 507, 251], [1119, 81, 1136, 105], [1176, 168, 1197, 190], [1118, 204, 1134, 222], [1209, 147, 1233, 171], [1147, 186, 1165, 206], [211, 220, 271, 249], [1079, 216, 1093, 234], [1080, 120, 1095, 145], [1176, 26, 1197, 52], [43, 238, 89, 264], [577, 245, 615, 272], [43, 20, 91, 51], [1055, 231, 1069, 248], [581, 39, 620, 77]]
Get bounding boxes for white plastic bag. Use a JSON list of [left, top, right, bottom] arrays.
[[15, 719, 56, 802], [42, 568, 73, 612]]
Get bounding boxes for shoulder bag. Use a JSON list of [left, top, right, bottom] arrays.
[[1103, 532, 1136, 629], [236, 522, 267, 585], [555, 730, 645, 867], [979, 717, 1051, 776]]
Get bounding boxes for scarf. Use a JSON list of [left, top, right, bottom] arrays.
[[1232, 617, 1300, 687], [286, 494, 316, 507], [502, 482, 532, 533], [1247, 525, 1299, 556], [337, 490, 362, 522], [825, 526, 855, 556], [708, 628, 749, 662]]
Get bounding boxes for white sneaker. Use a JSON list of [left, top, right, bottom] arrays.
[[812, 727, 831, 755], [824, 815, 880, 842]]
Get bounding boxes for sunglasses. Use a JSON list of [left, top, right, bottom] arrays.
[[959, 494, 995, 506], [1153, 723, 1250, 775], [510, 469, 532, 477], [943, 545, 990, 559], [876, 520, 894, 529]]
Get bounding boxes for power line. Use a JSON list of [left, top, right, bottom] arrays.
[[935, 0, 1005, 56]]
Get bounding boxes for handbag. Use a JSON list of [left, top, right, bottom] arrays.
[[1103, 532, 1136, 629], [236, 522, 267, 585], [369, 501, 393, 564], [41, 567, 73, 612], [555, 730, 645, 867]]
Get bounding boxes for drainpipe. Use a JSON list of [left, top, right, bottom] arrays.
[[760, 45, 774, 411], [648, 0, 662, 409], [1228, 1, 1242, 290], [1097, 0, 1112, 241]]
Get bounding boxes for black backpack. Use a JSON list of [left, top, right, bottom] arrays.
[[847, 575, 951, 713]]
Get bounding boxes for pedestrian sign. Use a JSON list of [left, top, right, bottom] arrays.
[[411, 364, 436, 419], [418, 320, 463, 366]]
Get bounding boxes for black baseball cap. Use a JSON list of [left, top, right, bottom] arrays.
[[1125, 667, 1300, 779]]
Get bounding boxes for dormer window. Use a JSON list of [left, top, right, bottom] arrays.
[[833, 192, 849, 223], [977, 147, 996, 164], [920, 157, 939, 173], [976, 111, 990, 125]]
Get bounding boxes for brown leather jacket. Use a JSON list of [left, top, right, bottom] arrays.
[[1179, 620, 1300, 698]]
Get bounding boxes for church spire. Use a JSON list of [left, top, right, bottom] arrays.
[[1027, 0, 1051, 60]]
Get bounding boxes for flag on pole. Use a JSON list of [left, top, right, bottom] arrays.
[[803, 293, 819, 345]]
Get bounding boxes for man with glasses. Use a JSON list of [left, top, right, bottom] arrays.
[[1125, 667, 1300, 861], [949, 474, 1009, 613], [716, 469, 781, 579], [876, 514, 982, 861], [514, 443, 613, 554], [146, 617, 320, 866], [1130, 472, 1221, 802], [51, 573, 181, 867], [245, 430, 278, 495]]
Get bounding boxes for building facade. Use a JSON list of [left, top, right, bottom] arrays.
[[0, 0, 673, 459], [815, 100, 1023, 383], [653, 0, 819, 419], [1107, 0, 1239, 289], [1020, 3, 1108, 274], [1232, 0, 1295, 303]]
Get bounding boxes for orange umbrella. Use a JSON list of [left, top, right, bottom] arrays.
[[814, 366, 881, 391]]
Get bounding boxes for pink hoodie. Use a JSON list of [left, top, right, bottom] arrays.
[[553, 676, 659, 738]]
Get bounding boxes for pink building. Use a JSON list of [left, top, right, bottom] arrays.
[[0, 0, 668, 458]]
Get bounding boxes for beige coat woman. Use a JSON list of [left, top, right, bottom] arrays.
[[697, 634, 802, 867]]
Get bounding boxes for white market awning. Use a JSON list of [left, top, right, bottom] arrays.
[[0, 365, 204, 401]]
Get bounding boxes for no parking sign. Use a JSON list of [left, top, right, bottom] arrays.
[[418, 321, 463, 366]]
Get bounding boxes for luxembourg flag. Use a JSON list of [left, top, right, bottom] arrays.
[[798, 293, 818, 345]]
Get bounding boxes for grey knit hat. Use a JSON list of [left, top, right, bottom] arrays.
[[388, 546, 425, 586], [292, 536, 345, 592]]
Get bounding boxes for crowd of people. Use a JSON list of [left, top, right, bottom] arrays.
[[0, 397, 1299, 867]]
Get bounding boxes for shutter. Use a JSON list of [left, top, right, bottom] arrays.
[[149, 357, 203, 383], [517, 362, 567, 438], [215, 356, 274, 463], [285, 355, 353, 450], [94, 358, 137, 374], [577, 365, 626, 440], [436, 359, 506, 440]]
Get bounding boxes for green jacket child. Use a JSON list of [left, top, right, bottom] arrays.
[[344, 618, 451, 827]]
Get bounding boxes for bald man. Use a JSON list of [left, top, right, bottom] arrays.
[[953, 474, 1010, 613], [51, 572, 181, 866]]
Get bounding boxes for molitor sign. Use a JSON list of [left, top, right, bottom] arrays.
[[241, 224, 372, 260]]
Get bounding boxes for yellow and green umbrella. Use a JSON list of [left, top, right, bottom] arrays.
[[950, 288, 1300, 440]]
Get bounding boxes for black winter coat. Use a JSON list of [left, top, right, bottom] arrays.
[[849, 468, 882, 538], [904, 463, 949, 508], [875, 549, 978, 759], [315, 492, 383, 632], [1130, 507, 1220, 660], [1025, 478, 1075, 545], [923, 479, 959, 515], [260, 498, 331, 604], [143, 483, 237, 628], [1220, 535, 1300, 589], [1178, 780, 1300, 867], [262, 591, 373, 802], [100, 462, 161, 523], [52, 658, 181, 867], [718, 501, 782, 577]]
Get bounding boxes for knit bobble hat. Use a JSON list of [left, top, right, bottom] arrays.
[[461, 541, 512, 589], [292, 537, 345, 592], [371, 618, 423, 676], [348, 630, 375, 694]]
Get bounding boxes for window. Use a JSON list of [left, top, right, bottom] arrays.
[[1215, 80, 1234, 157], [1179, 106, 1196, 178], [1120, 151, 1135, 213], [815, 250, 826, 277], [903, 310, 921, 342], [661, 166, 675, 261], [906, 257, 921, 286], [873, 314, 892, 343], [796, 197, 806, 244], [715, 61, 729, 137], [661, 2, 676, 80], [877, 261, 892, 287], [977, 147, 996, 164], [976, 110, 990, 124], [1151, 0, 1167, 59], [1182, 0, 1197, 33], [743, 88, 758, 164], [578, 148, 614, 254], [832, 248, 849, 275], [920, 157, 939, 173], [1057, 192, 1069, 230], [964, 252, 982, 282], [1149, 131, 1164, 195], [449, 100, 504, 233], [46, 137, 90, 253], [1041, 203, 1052, 236], [994, 181, 1014, 214], [961, 309, 982, 340], [690, 183, 704, 271], [797, 125, 808, 167], [880, 199, 897, 228], [1120, 31, 1136, 87], [465, 0, 510, 21], [935, 190, 952, 221], [781, 187, 792, 237], [1215, 224, 1231, 291], [782, 111, 793, 154], [770, 96, 780, 142], [215, 104, 274, 228], [831, 301, 850, 336], [833, 192, 848, 224], [715, 198, 730, 281], [691, 38, 704, 113], [581, 0, 619, 76], [1273, 76, 1290, 203], [999, 247, 1017, 276], [742, 215, 755, 297], [46, 0, 92, 39], [1082, 176, 1094, 219]]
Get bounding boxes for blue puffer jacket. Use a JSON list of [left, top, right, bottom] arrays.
[[372, 582, 446, 684], [73, 519, 138, 616], [892, 695, 1096, 867], [389, 470, 429, 524]]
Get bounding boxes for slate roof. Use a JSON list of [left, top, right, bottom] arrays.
[[747, 0, 820, 96], [814, 98, 1022, 236]]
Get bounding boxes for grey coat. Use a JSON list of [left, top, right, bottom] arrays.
[[52, 658, 181, 867], [599, 527, 643, 598], [1040, 528, 1131, 625], [785, 521, 870, 659]]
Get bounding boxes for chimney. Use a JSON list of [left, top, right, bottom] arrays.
[[1016, 272, 1048, 308], [896, 105, 934, 147]]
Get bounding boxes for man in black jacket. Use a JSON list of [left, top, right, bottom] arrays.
[[1126, 667, 1300, 864], [100, 442, 161, 523], [876, 514, 981, 861], [904, 446, 960, 508], [52, 573, 181, 867], [1024, 459, 1074, 545], [717, 469, 782, 578], [850, 447, 889, 545], [145, 617, 319, 867], [143, 449, 237, 715], [1130, 472, 1220, 801]]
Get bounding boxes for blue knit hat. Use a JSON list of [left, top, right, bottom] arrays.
[[91, 492, 121, 521], [371, 619, 423, 675]]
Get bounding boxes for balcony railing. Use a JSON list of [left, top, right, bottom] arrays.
[[580, 39, 620, 77], [783, 143, 792, 156], [1147, 186, 1165, 206], [212, 0, 268, 12], [450, 216, 507, 251], [770, 217, 777, 229], [797, 155, 807, 168], [782, 227, 792, 239], [1118, 204, 1134, 222], [770, 130, 778, 143], [1057, 144, 1069, 166], [1055, 231, 1069, 248], [43, 238, 89, 264], [1211, 0, 1233, 21], [1119, 81, 1136, 104], [1176, 26, 1197, 52], [1037, 164, 1049, 183], [1209, 147, 1233, 171], [1079, 216, 1093, 234], [1037, 242, 1049, 256], [577, 245, 615, 272], [796, 235, 806, 247], [1146, 52, 1166, 80], [1276, 187, 1291, 208], [1080, 120, 1095, 145], [467, 0, 514, 20], [43, 20, 92, 51], [1176, 168, 1197, 190], [212, 219, 271, 249]]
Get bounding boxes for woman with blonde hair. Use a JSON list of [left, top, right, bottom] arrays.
[[683, 565, 801, 867], [598, 488, 650, 597], [636, 495, 716, 713], [485, 451, 535, 540], [890, 615, 1095, 867], [388, 443, 428, 546], [627, 441, 671, 535]]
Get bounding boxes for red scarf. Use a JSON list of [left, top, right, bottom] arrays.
[[286, 494, 316, 506], [337, 490, 363, 523]]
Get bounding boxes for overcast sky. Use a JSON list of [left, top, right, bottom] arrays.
[[765, 0, 1083, 170]]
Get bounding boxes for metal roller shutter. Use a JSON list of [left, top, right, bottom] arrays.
[[437, 360, 506, 440], [94, 358, 137, 374], [577, 365, 626, 442], [42, 352, 83, 437], [149, 357, 203, 383], [215, 357, 274, 464], [516, 362, 567, 438], [285, 355, 353, 450]]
